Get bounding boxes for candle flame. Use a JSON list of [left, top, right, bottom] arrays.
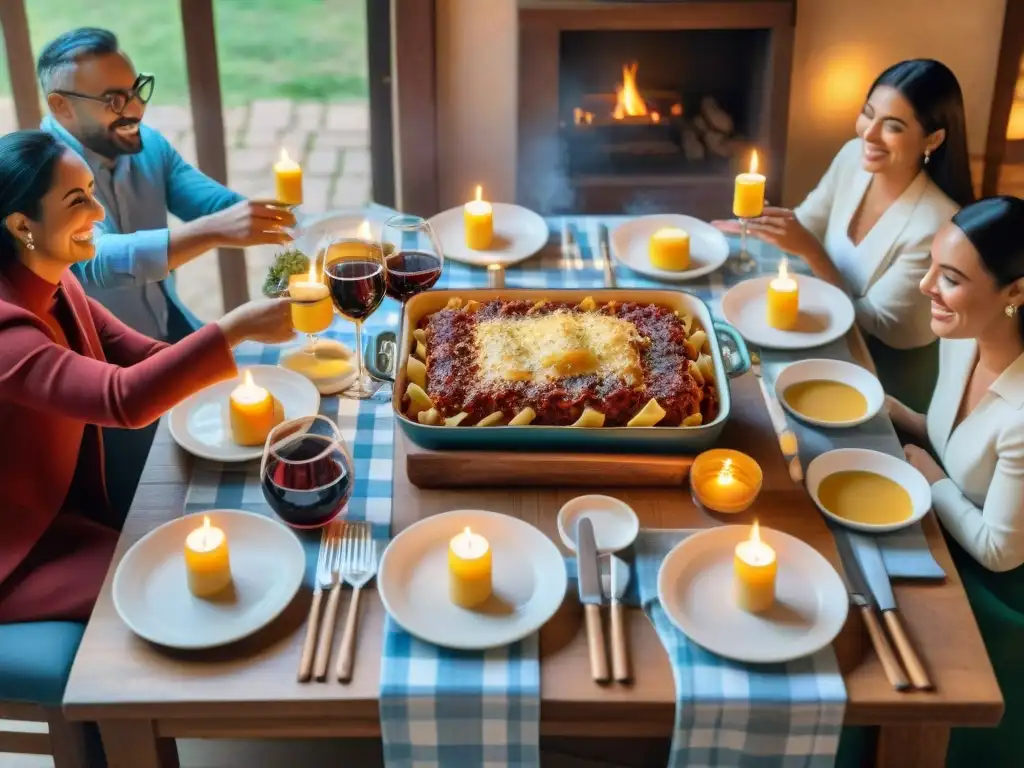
[[307, 260, 317, 283], [201, 515, 212, 549], [279, 148, 292, 164], [778, 256, 790, 281], [203, 515, 211, 531], [474, 185, 483, 203], [749, 150, 759, 175], [242, 369, 256, 388], [750, 519, 762, 544], [357, 220, 372, 240], [718, 457, 735, 486], [464, 526, 472, 537]]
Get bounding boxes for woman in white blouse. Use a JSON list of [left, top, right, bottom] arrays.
[[888, 195, 1024, 765], [716, 59, 974, 410]]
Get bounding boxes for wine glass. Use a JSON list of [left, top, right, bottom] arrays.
[[321, 233, 387, 399], [381, 214, 445, 357], [260, 415, 354, 529]]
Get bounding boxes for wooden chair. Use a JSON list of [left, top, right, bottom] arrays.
[[0, 700, 91, 767]]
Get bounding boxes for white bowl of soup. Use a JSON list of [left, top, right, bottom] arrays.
[[806, 448, 932, 533], [774, 359, 884, 428]]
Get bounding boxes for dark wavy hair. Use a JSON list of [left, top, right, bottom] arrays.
[[0, 130, 67, 265], [869, 59, 974, 208], [952, 196, 1024, 340]]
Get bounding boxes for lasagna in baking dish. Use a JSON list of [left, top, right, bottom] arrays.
[[401, 296, 719, 428]]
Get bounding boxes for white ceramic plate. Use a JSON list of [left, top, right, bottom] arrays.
[[292, 208, 368, 256], [428, 203, 549, 267], [169, 365, 320, 463], [557, 495, 639, 554], [805, 448, 932, 533], [112, 510, 306, 650], [658, 526, 848, 664], [378, 509, 567, 650], [720, 275, 855, 350], [610, 215, 730, 282], [774, 358, 885, 429]]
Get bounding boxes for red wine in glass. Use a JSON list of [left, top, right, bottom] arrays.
[[326, 260, 385, 321], [261, 435, 352, 529], [384, 250, 443, 302]]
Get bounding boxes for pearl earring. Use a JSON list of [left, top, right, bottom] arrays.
[[25, 233, 34, 251], [1006, 304, 1018, 318], [924, 150, 931, 165]]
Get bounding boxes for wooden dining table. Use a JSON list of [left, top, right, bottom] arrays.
[[61, 329, 1003, 768]]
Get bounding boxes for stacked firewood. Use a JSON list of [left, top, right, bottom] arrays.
[[682, 97, 736, 161]]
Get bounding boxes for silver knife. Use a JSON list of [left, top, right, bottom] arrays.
[[850, 533, 932, 689], [598, 224, 617, 288], [833, 531, 909, 691], [752, 357, 803, 483], [577, 518, 610, 683]]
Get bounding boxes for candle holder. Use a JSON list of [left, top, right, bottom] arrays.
[[690, 449, 763, 514], [729, 218, 760, 275]]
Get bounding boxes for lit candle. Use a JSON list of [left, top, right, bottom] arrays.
[[766, 256, 800, 330], [464, 185, 494, 250], [448, 526, 492, 608], [289, 261, 333, 334], [274, 148, 303, 207], [184, 515, 232, 597], [734, 520, 777, 613], [649, 227, 690, 271], [691, 449, 763, 514], [228, 370, 277, 446], [733, 150, 766, 219]]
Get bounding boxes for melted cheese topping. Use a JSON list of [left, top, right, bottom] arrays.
[[474, 311, 642, 384]]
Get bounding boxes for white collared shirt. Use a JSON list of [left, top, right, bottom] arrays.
[[928, 338, 1024, 572], [794, 138, 959, 350]]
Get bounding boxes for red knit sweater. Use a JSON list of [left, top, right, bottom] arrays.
[[0, 259, 237, 595]]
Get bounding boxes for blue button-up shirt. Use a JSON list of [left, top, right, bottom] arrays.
[[41, 116, 244, 338]]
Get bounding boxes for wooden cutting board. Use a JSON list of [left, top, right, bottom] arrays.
[[403, 432, 694, 488]]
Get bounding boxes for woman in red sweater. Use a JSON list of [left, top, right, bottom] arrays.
[[0, 130, 294, 624]]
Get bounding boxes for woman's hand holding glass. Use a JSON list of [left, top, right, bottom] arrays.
[[713, 207, 826, 264], [216, 297, 295, 347]]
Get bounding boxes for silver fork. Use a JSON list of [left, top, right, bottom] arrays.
[[336, 522, 378, 683], [312, 520, 344, 681], [298, 524, 337, 682]]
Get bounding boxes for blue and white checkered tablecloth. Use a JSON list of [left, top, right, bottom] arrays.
[[181, 211, 935, 768]]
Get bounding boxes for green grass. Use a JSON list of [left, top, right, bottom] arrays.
[[0, 0, 367, 106]]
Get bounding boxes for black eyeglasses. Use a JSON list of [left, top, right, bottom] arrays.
[[52, 73, 155, 116]]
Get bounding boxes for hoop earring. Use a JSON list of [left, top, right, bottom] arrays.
[[1006, 304, 1018, 318], [25, 232, 34, 251], [924, 150, 931, 165]]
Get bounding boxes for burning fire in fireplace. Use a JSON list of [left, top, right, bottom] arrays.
[[573, 62, 683, 127]]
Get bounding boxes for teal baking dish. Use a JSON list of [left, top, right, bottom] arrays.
[[383, 288, 749, 454]]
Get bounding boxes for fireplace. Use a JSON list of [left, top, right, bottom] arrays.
[[517, 1, 796, 217]]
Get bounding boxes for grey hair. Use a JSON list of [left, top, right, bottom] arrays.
[[37, 27, 119, 93]]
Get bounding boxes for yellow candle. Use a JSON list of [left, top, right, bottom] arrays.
[[289, 262, 333, 334], [766, 257, 800, 329], [448, 526, 492, 608], [691, 449, 763, 514], [184, 515, 232, 597], [649, 227, 691, 271], [733, 150, 766, 219], [229, 370, 277, 446], [274, 148, 303, 206], [734, 520, 777, 613], [464, 185, 493, 250]]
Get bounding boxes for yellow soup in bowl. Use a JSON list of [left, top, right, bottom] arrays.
[[783, 380, 868, 423], [817, 470, 913, 526]]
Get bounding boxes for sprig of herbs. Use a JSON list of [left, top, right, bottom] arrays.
[[262, 248, 310, 297]]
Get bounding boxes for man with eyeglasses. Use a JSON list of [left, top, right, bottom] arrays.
[[37, 27, 295, 340]]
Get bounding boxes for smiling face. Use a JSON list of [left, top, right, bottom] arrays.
[[920, 222, 1024, 340], [855, 85, 944, 178], [6, 150, 106, 265], [47, 50, 145, 158]]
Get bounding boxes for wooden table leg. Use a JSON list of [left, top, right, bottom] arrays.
[[99, 720, 179, 768], [45, 707, 89, 768], [877, 725, 951, 768]]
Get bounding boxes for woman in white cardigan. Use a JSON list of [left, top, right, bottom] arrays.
[[716, 59, 974, 410], [888, 196, 1024, 765]]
